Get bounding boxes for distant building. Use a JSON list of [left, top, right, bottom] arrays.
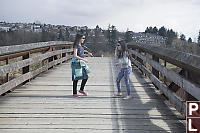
[[132, 32, 166, 45], [0, 26, 10, 32], [31, 24, 42, 32]]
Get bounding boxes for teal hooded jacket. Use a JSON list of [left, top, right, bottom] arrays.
[[70, 58, 90, 81]]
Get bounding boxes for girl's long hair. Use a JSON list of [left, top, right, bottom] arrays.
[[73, 34, 84, 47], [118, 40, 129, 59]]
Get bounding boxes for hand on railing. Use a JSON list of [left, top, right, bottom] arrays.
[[84, 51, 94, 57], [88, 52, 94, 57]]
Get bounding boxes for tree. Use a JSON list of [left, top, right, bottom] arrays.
[[41, 29, 47, 41], [107, 24, 117, 46], [58, 29, 64, 40], [158, 26, 167, 37], [107, 24, 111, 44], [65, 28, 70, 39], [198, 30, 200, 44], [125, 30, 133, 43], [152, 26, 158, 34], [145, 26, 158, 34], [94, 25, 100, 37], [180, 34, 186, 41], [166, 29, 177, 45], [110, 25, 117, 45], [145, 26, 153, 34], [188, 37, 192, 43], [145, 27, 149, 33]]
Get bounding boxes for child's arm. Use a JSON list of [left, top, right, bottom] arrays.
[[73, 48, 88, 63]]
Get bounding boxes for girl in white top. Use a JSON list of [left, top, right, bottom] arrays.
[[115, 40, 132, 99]]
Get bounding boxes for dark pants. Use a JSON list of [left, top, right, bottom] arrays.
[[73, 79, 88, 94]]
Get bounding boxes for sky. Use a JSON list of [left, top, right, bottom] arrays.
[[0, 0, 200, 41]]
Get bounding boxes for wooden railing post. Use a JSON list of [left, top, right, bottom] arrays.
[[164, 60, 167, 67], [22, 52, 30, 84], [163, 60, 167, 84], [152, 55, 159, 79], [6, 57, 9, 82], [53, 47, 57, 61], [62, 47, 67, 63], [184, 69, 190, 101], [48, 47, 54, 69], [136, 49, 144, 74], [62, 47, 67, 58], [152, 55, 159, 89]]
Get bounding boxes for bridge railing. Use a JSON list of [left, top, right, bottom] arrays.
[[128, 43, 200, 115], [0, 41, 73, 95]]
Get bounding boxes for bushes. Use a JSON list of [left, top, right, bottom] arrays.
[[163, 39, 200, 56], [0, 30, 57, 46]]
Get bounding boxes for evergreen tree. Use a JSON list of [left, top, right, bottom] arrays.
[[180, 34, 186, 41], [166, 29, 177, 45], [107, 24, 111, 44], [41, 29, 47, 41], [110, 25, 117, 45], [96, 25, 100, 30], [188, 37, 192, 43], [125, 30, 133, 43], [145, 26, 153, 33], [153, 26, 158, 34], [198, 30, 200, 44], [58, 29, 63, 40], [149, 26, 153, 33], [145, 27, 149, 33], [95, 25, 100, 37], [80, 29, 85, 34], [107, 24, 117, 46], [158, 26, 167, 37], [65, 28, 70, 39]]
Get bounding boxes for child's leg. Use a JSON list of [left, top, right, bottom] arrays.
[[116, 68, 124, 93], [124, 67, 131, 96], [80, 78, 88, 91], [73, 80, 78, 94]]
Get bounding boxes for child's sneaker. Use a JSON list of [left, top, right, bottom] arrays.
[[73, 94, 79, 98], [114, 92, 123, 97], [123, 95, 132, 100], [79, 90, 87, 96]]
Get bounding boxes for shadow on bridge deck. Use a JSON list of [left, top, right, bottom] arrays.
[[110, 58, 185, 133]]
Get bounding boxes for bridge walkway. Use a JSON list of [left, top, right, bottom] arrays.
[[0, 57, 185, 133]]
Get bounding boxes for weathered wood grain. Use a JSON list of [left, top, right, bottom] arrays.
[[130, 56, 186, 114], [0, 56, 70, 95], [128, 43, 200, 75], [131, 50, 200, 100], [0, 57, 185, 133], [0, 49, 72, 76], [0, 41, 72, 56]]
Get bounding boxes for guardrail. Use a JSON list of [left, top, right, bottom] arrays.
[[0, 41, 73, 95], [128, 43, 200, 115]]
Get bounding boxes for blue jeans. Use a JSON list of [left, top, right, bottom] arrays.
[[116, 66, 132, 96]]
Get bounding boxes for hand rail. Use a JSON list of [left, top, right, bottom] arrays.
[[0, 41, 73, 95], [128, 43, 200, 115]]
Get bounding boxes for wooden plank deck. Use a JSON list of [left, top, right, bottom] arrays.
[[0, 57, 185, 133]]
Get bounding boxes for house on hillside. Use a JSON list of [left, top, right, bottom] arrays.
[[0, 26, 11, 32], [132, 32, 166, 45], [31, 24, 42, 32]]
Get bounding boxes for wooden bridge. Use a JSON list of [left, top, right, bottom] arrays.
[[0, 41, 199, 132]]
